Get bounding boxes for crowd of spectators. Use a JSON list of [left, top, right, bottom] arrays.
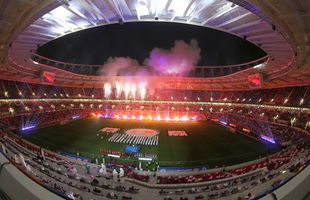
[[0, 79, 309, 199], [0, 80, 309, 108]]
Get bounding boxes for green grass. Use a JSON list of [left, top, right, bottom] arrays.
[[22, 118, 278, 168]]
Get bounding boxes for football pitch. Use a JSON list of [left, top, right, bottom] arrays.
[[22, 118, 278, 168]]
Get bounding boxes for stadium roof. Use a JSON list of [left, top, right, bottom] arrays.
[[0, 0, 309, 90]]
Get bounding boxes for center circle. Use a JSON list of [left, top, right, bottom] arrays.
[[125, 128, 159, 137]]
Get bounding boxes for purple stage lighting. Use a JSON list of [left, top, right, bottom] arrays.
[[21, 125, 36, 131], [260, 135, 276, 144], [220, 120, 227, 125]]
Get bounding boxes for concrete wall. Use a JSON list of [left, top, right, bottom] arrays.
[[0, 153, 63, 200]]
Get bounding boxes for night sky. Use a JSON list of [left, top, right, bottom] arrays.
[[37, 22, 266, 66]]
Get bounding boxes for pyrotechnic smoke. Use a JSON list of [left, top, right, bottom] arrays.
[[98, 57, 140, 76], [124, 83, 130, 99], [103, 82, 112, 99], [115, 81, 122, 98], [98, 39, 201, 76], [130, 84, 137, 99], [146, 39, 201, 75], [139, 83, 147, 100]]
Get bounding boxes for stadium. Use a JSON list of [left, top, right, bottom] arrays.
[[0, 0, 309, 200]]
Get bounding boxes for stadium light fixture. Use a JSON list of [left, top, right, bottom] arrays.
[[135, 0, 149, 20], [260, 135, 275, 144], [253, 63, 264, 69], [21, 125, 36, 131], [8, 107, 14, 113], [32, 60, 39, 65], [220, 120, 227, 125]]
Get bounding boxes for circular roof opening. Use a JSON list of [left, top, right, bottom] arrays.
[[35, 22, 266, 77]]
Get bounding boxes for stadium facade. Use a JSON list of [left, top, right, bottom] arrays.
[[0, 1, 309, 200]]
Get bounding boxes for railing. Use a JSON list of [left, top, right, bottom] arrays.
[[30, 52, 268, 77]]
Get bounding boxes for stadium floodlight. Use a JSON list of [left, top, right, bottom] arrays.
[[21, 125, 36, 131], [8, 107, 14, 113], [136, 0, 149, 20], [253, 63, 264, 68], [260, 135, 275, 144], [220, 120, 227, 125], [32, 60, 39, 65]]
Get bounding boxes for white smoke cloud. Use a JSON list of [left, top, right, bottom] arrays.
[[146, 39, 201, 75], [98, 39, 201, 76]]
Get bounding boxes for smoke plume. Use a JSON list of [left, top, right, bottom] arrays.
[[98, 57, 140, 76], [98, 39, 201, 76], [146, 39, 201, 75]]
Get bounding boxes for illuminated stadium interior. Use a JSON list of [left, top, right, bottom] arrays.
[[0, 1, 309, 200]]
